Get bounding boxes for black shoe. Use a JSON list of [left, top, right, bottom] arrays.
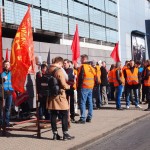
[[117, 107, 123, 110], [75, 119, 85, 124], [6, 123, 13, 127], [86, 118, 91, 123], [93, 107, 98, 110], [144, 108, 150, 111], [63, 133, 75, 141], [71, 118, 76, 123], [75, 113, 79, 116], [53, 133, 62, 140]]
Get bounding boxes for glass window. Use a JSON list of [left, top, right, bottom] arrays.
[[78, 0, 88, 4], [90, 24, 106, 41], [89, 0, 105, 11], [89, 8, 105, 26], [43, 0, 68, 15], [48, 13, 68, 34], [41, 0, 48, 9], [17, 0, 40, 6], [105, 0, 117, 16], [106, 14, 117, 29], [5, 1, 15, 24], [69, 18, 89, 38], [42, 11, 49, 30], [31, 8, 41, 29], [68, 0, 88, 21], [106, 29, 118, 43]]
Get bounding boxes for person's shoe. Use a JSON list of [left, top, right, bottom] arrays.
[[126, 105, 130, 109], [71, 118, 76, 123], [39, 116, 45, 120], [86, 118, 91, 123], [53, 133, 62, 140], [97, 107, 101, 110], [75, 119, 85, 124], [93, 107, 98, 110], [63, 133, 75, 141], [6, 123, 13, 127], [135, 105, 142, 109], [144, 108, 150, 111], [117, 107, 123, 110], [75, 113, 79, 116]]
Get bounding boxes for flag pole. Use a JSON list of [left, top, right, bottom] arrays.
[[34, 74, 41, 138], [1, 79, 6, 136]]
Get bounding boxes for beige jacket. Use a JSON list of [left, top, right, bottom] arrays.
[[46, 65, 70, 110]]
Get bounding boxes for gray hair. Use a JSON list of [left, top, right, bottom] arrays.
[[116, 62, 122, 68]]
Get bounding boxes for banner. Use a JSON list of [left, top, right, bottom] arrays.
[[10, 6, 33, 92], [71, 24, 80, 64]]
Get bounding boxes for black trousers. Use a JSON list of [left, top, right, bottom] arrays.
[[66, 88, 75, 120], [146, 86, 150, 108], [39, 96, 50, 120], [51, 110, 68, 133]]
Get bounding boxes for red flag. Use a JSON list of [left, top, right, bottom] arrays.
[[10, 6, 33, 92], [0, 9, 2, 73], [110, 42, 120, 62], [71, 24, 80, 63], [5, 48, 9, 61]]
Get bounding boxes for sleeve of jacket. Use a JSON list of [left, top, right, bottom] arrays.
[[36, 72, 41, 94], [143, 68, 150, 80], [56, 69, 70, 90], [116, 70, 122, 85], [77, 66, 84, 89]]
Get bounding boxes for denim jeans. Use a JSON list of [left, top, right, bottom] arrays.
[[115, 85, 123, 108], [39, 96, 50, 120], [0, 94, 12, 125], [126, 88, 139, 106], [92, 85, 101, 108], [96, 84, 102, 108], [80, 88, 93, 121]]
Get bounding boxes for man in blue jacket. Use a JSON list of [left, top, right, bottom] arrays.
[[0, 60, 14, 127]]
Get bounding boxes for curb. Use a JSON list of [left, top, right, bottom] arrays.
[[69, 113, 150, 150]]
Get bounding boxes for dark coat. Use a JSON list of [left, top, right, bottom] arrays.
[[100, 66, 108, 86]]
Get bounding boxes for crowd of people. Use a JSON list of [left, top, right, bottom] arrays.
[[0, 54, 150, 141]]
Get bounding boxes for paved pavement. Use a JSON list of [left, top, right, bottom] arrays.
[[0, 102, 150, 150], [82, 115, 150, 150]]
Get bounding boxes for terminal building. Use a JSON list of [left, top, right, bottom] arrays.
[[0, 0, 149, 108]]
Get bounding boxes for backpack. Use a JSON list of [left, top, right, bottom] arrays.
[[48, 67, 61, 97], [39, 74, 51, 96]]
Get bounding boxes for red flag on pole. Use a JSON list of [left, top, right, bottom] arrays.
[[5, 48, 8, 61], [71, 24, 80, 64], [0, 9, 3, 73], [10, 6, 33, 92], [110, 42, 120, 62]]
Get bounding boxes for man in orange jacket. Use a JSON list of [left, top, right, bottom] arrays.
[[76, 54, 96, 124], [113, 62, 124, 110], [143, 60, 150, 111], [124, 60, 142, 109]]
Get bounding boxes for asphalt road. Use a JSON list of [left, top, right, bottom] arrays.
[[82, 116, 150, 150]]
